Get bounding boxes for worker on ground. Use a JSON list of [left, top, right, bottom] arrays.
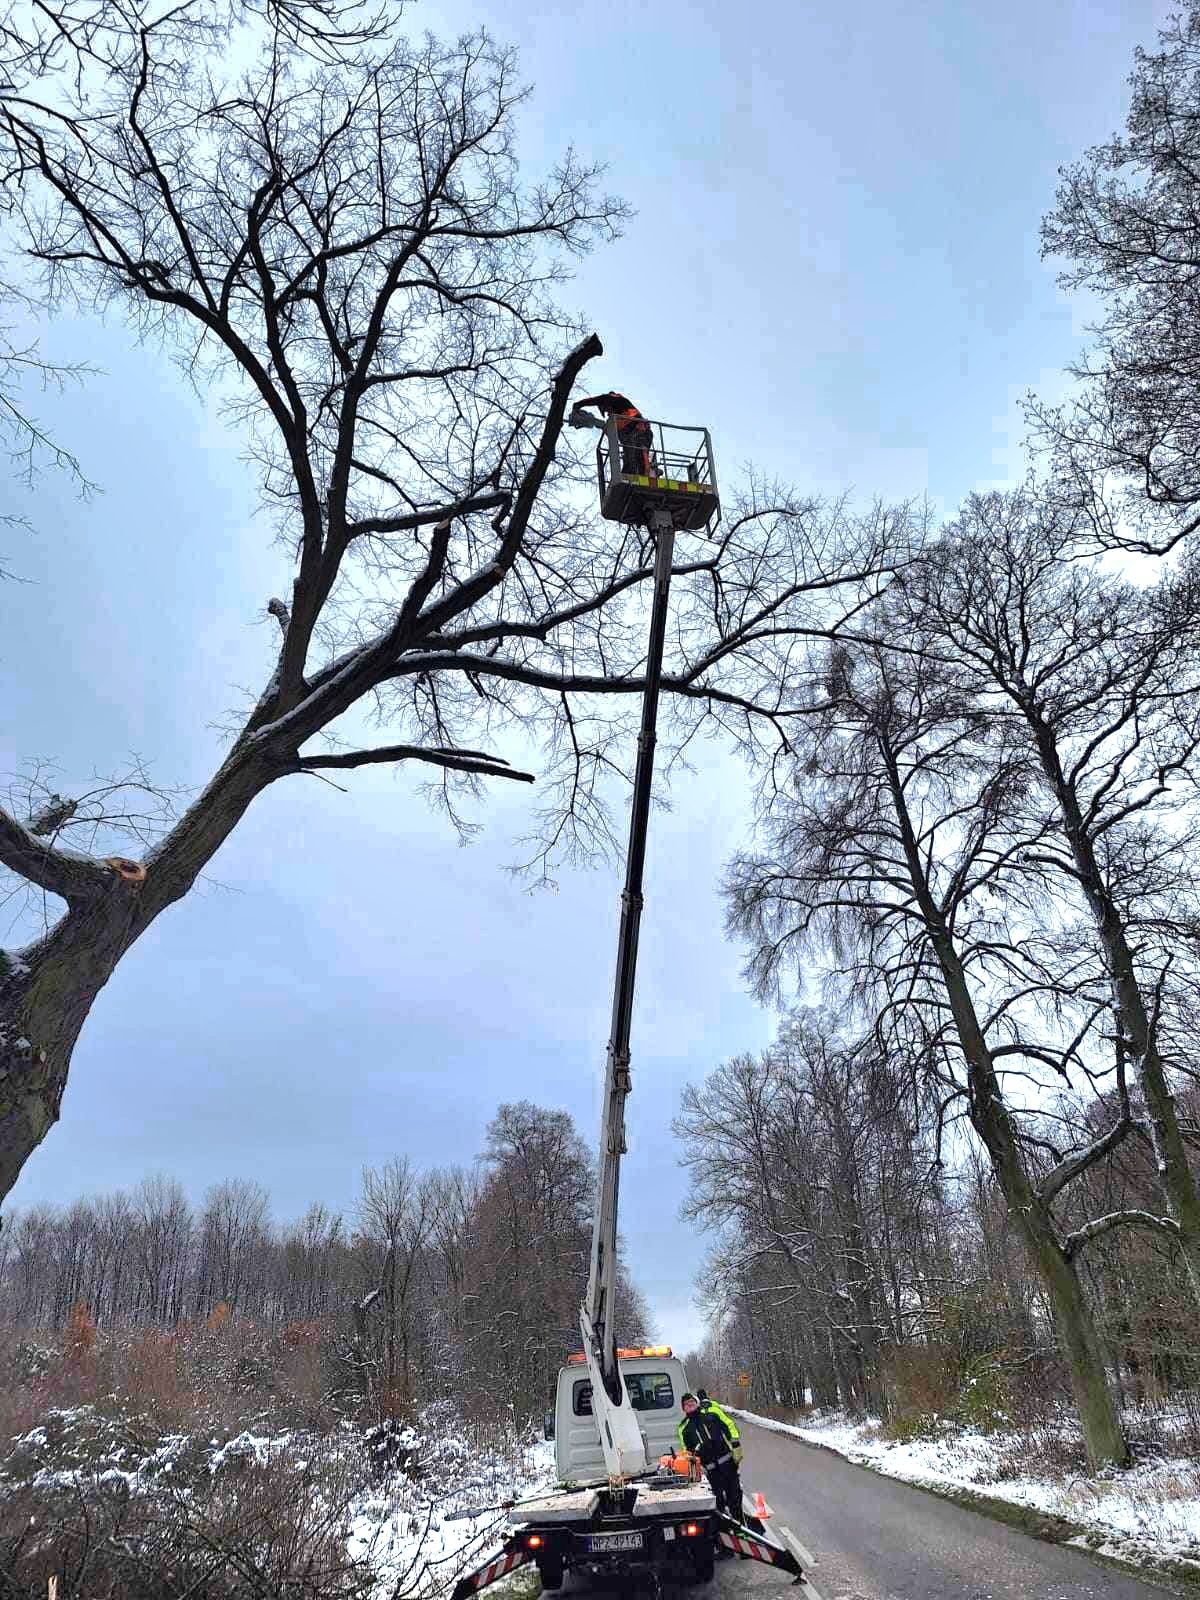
[[700, 1393, 743, 1462], [569, 391, 654, 474], [676, 1391, 745, 1526]]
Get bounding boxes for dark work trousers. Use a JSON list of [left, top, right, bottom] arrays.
[[619, 422, 654, 475], [705, 1455, 744, 1522]]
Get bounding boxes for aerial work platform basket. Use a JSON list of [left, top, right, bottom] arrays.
[[595, 416, 719, 531]]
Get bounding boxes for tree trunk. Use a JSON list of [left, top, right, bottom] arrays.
[[884, 748, 1129, 1468], [0, 743, 275, 1209], [1028, 712, 1200, 1305]]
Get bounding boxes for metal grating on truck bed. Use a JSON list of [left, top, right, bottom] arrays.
[[507, 1489, 601, 1524], [630, 1484, 716, 1517]]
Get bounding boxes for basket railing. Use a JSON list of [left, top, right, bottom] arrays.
[[597, 418, 715, 493]]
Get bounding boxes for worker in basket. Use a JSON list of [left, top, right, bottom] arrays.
[[570, 391, 655, 475], [676, 1391, 745, 1527]]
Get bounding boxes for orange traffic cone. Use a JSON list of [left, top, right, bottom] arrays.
[[752, 1491, 770, 1520]]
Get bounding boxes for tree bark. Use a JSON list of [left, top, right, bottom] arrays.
[[0, 741, 274, 1207]]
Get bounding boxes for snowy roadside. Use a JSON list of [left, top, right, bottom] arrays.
[[733, 1406, 1200, 1579], [348, 1426, 556, 1600], [1, 1403, 556, 1600]]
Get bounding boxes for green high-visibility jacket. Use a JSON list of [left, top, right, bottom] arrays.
[[676, 1399, 740, 1455]]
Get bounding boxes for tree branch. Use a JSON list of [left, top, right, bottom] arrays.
[[286, 743, 535, 783], [0, 802, 111, 900], [1062, 1209, 1180, 1260], [346, 490, 511, 540], [1036, 1115, 1132, 1205]]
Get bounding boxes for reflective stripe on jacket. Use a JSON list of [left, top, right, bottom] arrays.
[[675, 1401, 739, 1464], [702, 1400, 740, 1445]]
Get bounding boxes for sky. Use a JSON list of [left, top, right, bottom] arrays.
[[0, 0, 1174, 1353]]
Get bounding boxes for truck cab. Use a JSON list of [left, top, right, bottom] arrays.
[[554, 1347, 689, 1483]]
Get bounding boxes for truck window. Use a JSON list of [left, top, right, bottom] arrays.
[[572, 1372, 674, 1416]]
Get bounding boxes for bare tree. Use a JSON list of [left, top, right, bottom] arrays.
[[465, 1100, 593, 1422], [727, 640, 1138, 1466], [1035, 3, 1200, 554], [194, 1178, 272, 1313], [131, 1173, 193, 1324], [0, 0, 384, 514], [0, 3, 897, 1207], [907, 490, 1200, 1304], [280, 1200, 347, 1321], [354, 1156, 434, 1415]]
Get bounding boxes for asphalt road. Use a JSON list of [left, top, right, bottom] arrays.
[[718, 1418, 1171, 1600]]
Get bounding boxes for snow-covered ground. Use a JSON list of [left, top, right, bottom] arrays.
[[347, 1418, 555, 1599], [1, 1402, 555, 1599], [734, 1406, 1200, 1577]]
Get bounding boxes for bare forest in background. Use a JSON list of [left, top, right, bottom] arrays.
[[681, 1013, 1200, 1472], [0, 1100, 650, 1437]]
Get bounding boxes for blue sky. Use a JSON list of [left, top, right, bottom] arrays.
[[0, 0, 1170, 1350]]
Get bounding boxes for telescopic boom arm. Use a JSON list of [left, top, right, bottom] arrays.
[[580, 507, 677, 1481]]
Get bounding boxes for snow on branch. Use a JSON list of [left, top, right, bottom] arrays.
[[1036, 1114, 1132, 1205], [347, 489, 511, 539], [0, 802, 111, 901], [288, 744, 535, 783], [1062, 1209, 1180, 1260]]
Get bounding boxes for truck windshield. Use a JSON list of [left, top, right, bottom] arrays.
[[572, 1372, 674, 1415]]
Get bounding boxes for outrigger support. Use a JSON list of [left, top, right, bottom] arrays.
[[450, 1511, 822, 1600]]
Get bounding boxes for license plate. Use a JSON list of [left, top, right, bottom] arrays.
[[586, 1532, 644, 1553]]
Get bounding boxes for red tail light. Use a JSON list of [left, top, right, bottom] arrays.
[[682, 1522, 701, 1537], [527, 1535, 544, 1550]]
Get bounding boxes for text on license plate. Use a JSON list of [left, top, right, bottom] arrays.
[[586, 1532, 643, 1553]]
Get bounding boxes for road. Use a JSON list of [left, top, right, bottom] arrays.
[[712, 1417, 1171, 1600]]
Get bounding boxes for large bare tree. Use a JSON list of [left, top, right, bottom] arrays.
[[1035, 2, 1200, 554], [906, 490, 1200, 1305], [0, 4, 897, 1205], [727, 641, 1137, 1466]]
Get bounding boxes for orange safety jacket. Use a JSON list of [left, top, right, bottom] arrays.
[[582, 392, 644, 429]]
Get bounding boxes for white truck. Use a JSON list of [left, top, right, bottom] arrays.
[[452, 410, 818, 1600]]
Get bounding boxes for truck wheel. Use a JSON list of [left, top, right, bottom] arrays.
[[690, 1546, 715, 1585], [537, 1557, 564, 1591]]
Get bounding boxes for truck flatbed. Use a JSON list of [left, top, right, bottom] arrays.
[[506, 1489, 600, 1525], [629, 1484, 716, 1518]]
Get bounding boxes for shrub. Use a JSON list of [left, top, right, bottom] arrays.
[[0, 1446, 377, 1598], [880, 1344, 957, 1440], [954, 1357, 1011, 1434]]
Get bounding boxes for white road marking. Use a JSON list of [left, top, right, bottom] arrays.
[[777, 1524, 827, 1600], [778, 1524, 818, 1568]]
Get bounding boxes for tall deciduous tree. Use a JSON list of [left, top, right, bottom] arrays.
[[676, 1010, 942, 1416], [1036, 3, 1200, 553], [0, 2, 896, 1205], [907, 491, 1200, 1303], [465, 1100, 593, 1422], [727, 643, 1134, 1466], [354, 1157, 435, 1414]]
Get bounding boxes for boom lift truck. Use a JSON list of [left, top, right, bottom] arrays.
[[452, 403, 822, 1599]]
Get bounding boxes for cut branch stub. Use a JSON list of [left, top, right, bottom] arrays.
[[102, 857, 146, 886]]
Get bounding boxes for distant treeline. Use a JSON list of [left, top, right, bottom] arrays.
[[0, 1100, 650, 1425]]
